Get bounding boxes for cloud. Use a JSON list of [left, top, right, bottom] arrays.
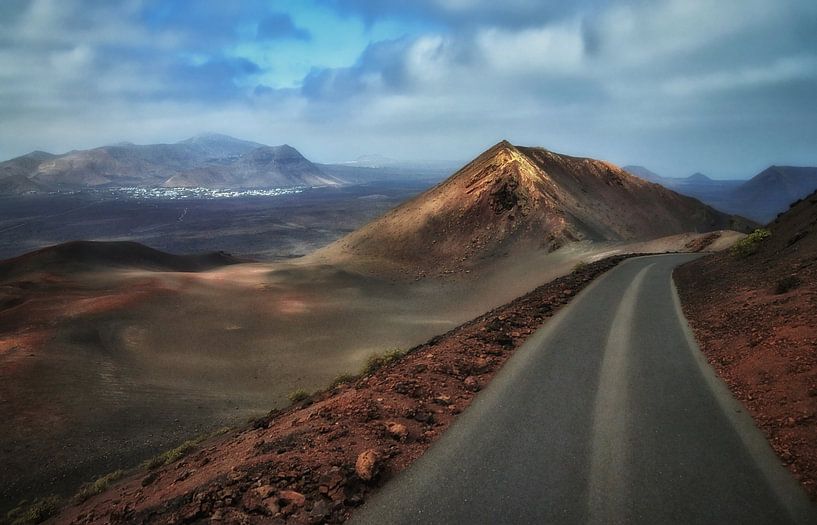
[[170, 57, 262, 101], [288, 0, 817, 176], [0, 0, 815, 180], [301, 37, 416, 99], [317, 0, 605, 29], [257, 12, 311, 41], [662, 56, 817, 96]]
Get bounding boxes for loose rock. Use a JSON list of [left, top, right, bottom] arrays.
[[355, 449, 379, 481], [385, 421, 409, 441]]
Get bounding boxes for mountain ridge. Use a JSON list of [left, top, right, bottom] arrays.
[[0, 135, 342, 192], [625, 164, 817, 222]]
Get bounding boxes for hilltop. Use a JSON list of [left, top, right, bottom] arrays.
[[317, 141, 753, 276], [0, 240, 242, 282]]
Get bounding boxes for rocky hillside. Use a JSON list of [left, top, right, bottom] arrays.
[[675, 189, 817, 497], [318, 141, 753, 276], [0, 134, 343, 192]]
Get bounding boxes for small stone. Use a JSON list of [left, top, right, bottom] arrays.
[[278, 490, 306, 507], [385, 421, 409, 441], [254, 485, 276, 499], [494, 334, 514, 347], [432, 394, 451, 406], [309, 499, 331, 521], [141, 471, 159, 487], [318, 466, 344, 492], [175, 469, 191, 482], [471, 357, 490, 373], [261, 497, 280, 515], [464, 376, 479, 391], [413, 410, 434, 423], [355, 449, 380, 481], [328, 486, 345, 503], [227, 470, 246, 482], [393, 382, 412, 395]]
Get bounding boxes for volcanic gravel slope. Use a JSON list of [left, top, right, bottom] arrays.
[[51, 255, 634, 525], [675, 190, 817, 498], [315, 141, 753, 277]]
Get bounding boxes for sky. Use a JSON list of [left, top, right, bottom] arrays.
[[0, 0, 816, 178]]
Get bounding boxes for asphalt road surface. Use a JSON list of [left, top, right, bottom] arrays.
[[353, 254, 817, 525]]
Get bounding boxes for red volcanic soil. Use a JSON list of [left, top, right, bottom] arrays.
[[55, 255, 636, 525], [0, 273, 168, 351], [0, 240, 242, 367], [675, 191, 817, 498]]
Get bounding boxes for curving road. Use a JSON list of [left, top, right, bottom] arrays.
[[353, 254, 817, 525]]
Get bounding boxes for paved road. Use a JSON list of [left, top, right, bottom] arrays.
[[353, 254, 817, 525]]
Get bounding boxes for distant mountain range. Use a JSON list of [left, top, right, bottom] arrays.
[[3, 133, 814, 225], [0, 133, 342, 192], [320, 155, 461, 184], [624, 165, 817, 223], [623, 165, 734, 189]]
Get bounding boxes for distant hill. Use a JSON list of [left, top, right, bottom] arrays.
[[0, 240, 243, 282], [625, 166, 726, 187], [0, 174, 43, 194], [164, 145, 341, 188], [728, 166, 817, 223], [176, 133, 264, 158], [318, 141, 753, 276], [0, 134, 342, 193], [0, 150, 57, 180], [687, 172, 713, 183], [624, 164, 817, 224], [623, 165, 664, 183], [320, 156, 459, 184]]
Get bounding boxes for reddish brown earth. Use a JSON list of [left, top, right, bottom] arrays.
[[676, 190, 817, 498], [315, 141, 753, 277], [53, 255, 635, 525]]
